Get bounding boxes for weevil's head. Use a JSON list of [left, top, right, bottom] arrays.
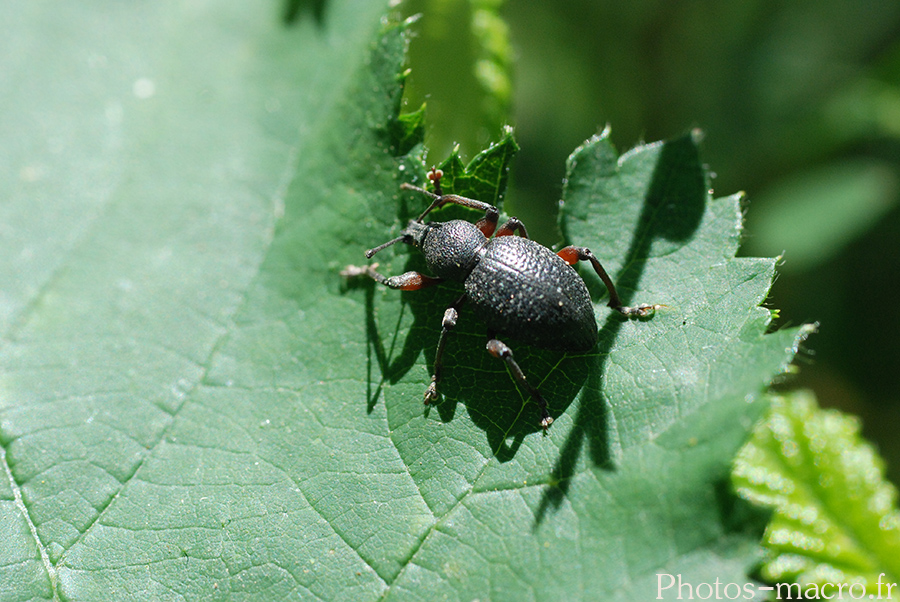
[[401, 219, 430, 249], [419, 220, 487, 281], [365, 219, 487, 283]]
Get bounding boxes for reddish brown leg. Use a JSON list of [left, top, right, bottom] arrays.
[[474, 212, 499, 237], [495, 217, 529, 238], [401, 168, 500, 237], [361, 265, 441, 291], [557, 246, 659, 318]]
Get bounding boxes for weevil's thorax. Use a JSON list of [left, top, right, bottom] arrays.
[[415, 220, 488, 282]]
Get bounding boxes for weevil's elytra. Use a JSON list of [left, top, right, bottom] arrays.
[[345, 168, 659, 429], [465, 235, 599, 353]]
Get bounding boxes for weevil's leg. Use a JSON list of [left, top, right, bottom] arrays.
[[361, 265, 442, 291], [424, 294, 467, 404], [557, 246, 622, 306], [400, 180, 500, 237], [557, 246, 660, 317], [486, 336, 553, 430], [472, 207, 500, 237], [495, 217, 529, 238]]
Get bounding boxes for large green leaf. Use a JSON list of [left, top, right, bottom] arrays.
[[1, 2, 810, 600]]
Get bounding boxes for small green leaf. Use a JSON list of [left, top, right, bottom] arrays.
[[434, 125, 518, 200], [733, 391, 900, 592]]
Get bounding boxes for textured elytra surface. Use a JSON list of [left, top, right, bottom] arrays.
[[0, 2, 810, 601], [465, 235, 598, 352]]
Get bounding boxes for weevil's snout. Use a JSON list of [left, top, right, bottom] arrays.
[[402, 220, 430, 249], [364, 220, 430, 259]]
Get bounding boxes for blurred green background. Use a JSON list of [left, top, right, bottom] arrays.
[[400, 0, 900, 482]]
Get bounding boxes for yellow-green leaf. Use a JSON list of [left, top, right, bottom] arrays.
[[734, 391, 900, 593]]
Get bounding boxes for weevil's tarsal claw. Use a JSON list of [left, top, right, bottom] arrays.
[[340, 263, 378, 278], [424, 379, 439, 405], [615, 303, 664, 318]]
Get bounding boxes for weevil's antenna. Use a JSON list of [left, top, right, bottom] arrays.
[[369, 167, 444, 258], [365, 235, 407, 258], [400, 183, 447, 223], [400, 182, 438, 199]]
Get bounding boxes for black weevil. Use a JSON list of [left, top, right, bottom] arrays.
[[345, 168, 659, 429]]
